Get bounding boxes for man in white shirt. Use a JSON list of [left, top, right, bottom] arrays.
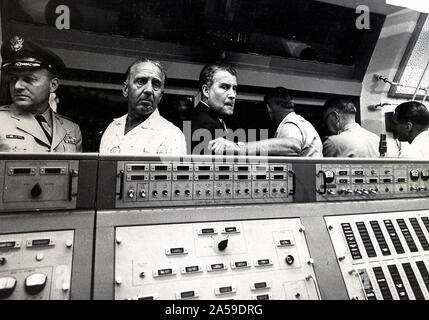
[[391, 101, 429, 159], [209, 87, 323, 157], [99, 58, 186, 155], [322, 98, 380, 158]]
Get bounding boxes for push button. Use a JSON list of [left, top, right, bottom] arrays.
[[25, 273, 47, 295], [0, 276, 16, 299]]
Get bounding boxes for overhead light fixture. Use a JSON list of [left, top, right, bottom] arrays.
[[385, 0, 429, 13]]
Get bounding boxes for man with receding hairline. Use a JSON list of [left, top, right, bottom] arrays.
[[322, 98, 379, 158], [189, 63, 238, 155], [99, 57, 186, 155]]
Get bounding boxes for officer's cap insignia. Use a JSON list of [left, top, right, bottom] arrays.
[[10, 36, 24, 52]]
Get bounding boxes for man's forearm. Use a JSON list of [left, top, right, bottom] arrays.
[[241, 138, 301, 156]]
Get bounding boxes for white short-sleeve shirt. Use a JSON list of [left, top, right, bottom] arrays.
[[400, 130, 429, 159], [99, 109, 187, 155]]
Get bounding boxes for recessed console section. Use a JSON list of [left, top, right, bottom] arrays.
[[114, 218, 319, 300], [326, 211, 429, 300], [110, 158, 294, 209], [0, 231, 74, 300], [316, 163, 429, 201]]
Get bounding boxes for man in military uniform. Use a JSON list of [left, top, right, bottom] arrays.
[[0, 36, 82, 152]]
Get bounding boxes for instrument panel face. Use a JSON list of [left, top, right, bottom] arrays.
[[326, 211, 429, 300], [0, 230, 74, 300], [0, 160, 79, 211], [114, 161, 294, 208], [316, 164, 429, 202], [114, 218, 319, 300]]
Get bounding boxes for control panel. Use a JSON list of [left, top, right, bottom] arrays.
[[0, 230, 74, 300], [0, 154, 99, 212], [326, 211, 429, 300], [114, 218, 319, 300], [316, 163, 429, 201], [111, 160, 295, 208]]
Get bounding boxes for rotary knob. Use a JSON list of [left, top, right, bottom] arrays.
[[285, 255, 295, 265], [30, 183, 42, 198], [0, 276, 16, 299], [25, 273, 47, 295]]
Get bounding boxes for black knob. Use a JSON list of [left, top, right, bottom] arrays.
[[285, 255, 295, 265], [218, 239, 228, 251], [30, 183, 42, 198]]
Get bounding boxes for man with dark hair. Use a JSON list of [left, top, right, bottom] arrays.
[[0, 35, 82, 152], [210, 86, 322, 156], [392, 101, 429, 158], [99, 57, 186, 155], [322, 98, 379, 157], [189, 63, 238, 154]]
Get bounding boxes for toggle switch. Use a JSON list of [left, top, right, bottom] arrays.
[[127, 189, 135, 199], [25, 273, 47, 295], [140, 190, 147, 198], [0, 257, 6, 266]]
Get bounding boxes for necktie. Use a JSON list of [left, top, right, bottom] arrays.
[[34, 115, 52, 144]]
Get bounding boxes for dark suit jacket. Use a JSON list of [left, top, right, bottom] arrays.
[[189, 102, 229, 155]]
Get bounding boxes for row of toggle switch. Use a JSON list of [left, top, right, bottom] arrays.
[[127, 187, 288, 199]]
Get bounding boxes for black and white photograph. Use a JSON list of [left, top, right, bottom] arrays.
[[0, 0, 429, 312]]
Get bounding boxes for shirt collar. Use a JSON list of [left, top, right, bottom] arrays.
[[412, 129, 429, 144], [200, 100, 224, 124], [340, 122, 359, 133], [114, 108, 162, 129]]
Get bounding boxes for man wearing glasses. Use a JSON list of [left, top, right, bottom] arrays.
[[322, 98, 379, 158]]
